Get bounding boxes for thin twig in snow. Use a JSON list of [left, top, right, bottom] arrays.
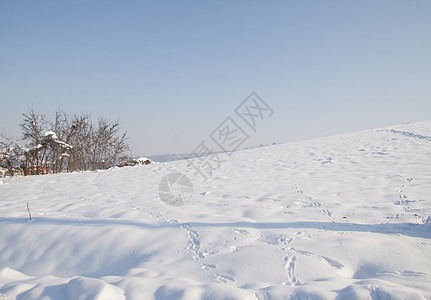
[[27, 202, 32, 221]]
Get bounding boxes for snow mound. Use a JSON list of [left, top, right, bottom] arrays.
[[0, 268, 124, 300]]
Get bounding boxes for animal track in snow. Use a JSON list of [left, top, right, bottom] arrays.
[[320, 209, 333, 217], [384, 129, 431, 142], [387, 213, 403, 219], [395, 185, 408, 205], [182, 223, 205, 261], [201, 264, 216, 270], [378, 270, 428, 278], [258, 234, 291, 246], [394, 178, 422, 209], [320, 256, 344, 269], [288, 246, 345, 270], [216, 273, 235, 283], [258, 233, 302, 286], [233, 228, 250, 235], [263, 231, 345, 276], [291, 183, 313, 201], [287, 247, 313, 256], [225, 245, 253, 252], [282, 255, 300, 286]]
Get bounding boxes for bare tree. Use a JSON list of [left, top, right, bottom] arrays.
[[65, 113, 92, 172], [40, 131, 73, 174], [87, 117, 129, 170], [0, 133, 24, 176], [20, 109, 48, 175], [17, 108, 130, 175]]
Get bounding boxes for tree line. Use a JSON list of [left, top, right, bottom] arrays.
[[0, 109, 130, 176]]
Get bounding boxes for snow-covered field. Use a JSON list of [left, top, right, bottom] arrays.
[[1, 121, 430, 299]]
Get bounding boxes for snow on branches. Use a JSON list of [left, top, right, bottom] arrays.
[[1, 108, 132, 176]]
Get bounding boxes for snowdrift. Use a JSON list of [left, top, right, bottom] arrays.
[[1, 121, 430, 299]]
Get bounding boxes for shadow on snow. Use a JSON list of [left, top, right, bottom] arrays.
[[1, 217, 430, 239]]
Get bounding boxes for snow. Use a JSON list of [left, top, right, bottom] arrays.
[[42, 131, 73, 150], [0, 121, 430, 299], [136, 157, 151, 162], [44, 131, 58, 139]]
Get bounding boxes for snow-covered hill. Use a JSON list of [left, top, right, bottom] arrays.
[[1, 121, 430, 299]]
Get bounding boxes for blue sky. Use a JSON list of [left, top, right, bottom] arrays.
[[1, 1, 430, 155]]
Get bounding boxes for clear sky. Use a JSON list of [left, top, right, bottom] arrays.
[[1, 1, 430, 156]]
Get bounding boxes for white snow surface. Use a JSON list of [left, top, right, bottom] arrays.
[[44, 131, 58, 139], [1, 121, 431, 299]]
